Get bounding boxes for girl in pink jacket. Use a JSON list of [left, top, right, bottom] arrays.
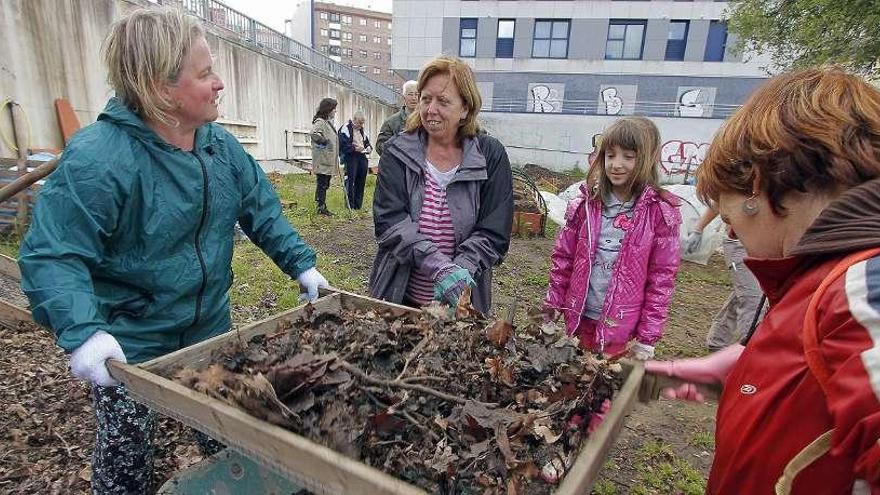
[[544, 117, 682, 359]]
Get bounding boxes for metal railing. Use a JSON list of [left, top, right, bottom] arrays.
[[167, 0, 400, 106], [487, 97, 742, 119]]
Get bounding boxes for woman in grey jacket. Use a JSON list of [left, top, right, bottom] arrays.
[[369, 56, 513, 315]]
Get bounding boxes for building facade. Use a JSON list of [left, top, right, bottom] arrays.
[[392, 0, 770, 119], [390, 0, 772, 173], [289, 1, 403, 90]]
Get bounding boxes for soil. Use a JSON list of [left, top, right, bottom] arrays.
[[521, 165, 584, 194], [0, 193, 729, 494]]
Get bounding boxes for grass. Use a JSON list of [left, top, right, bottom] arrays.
[[629, 440, 707, 495]]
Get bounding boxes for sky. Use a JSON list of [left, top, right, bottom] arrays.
[[222, 0, 393, 34]]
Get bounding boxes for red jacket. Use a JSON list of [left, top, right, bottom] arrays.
[[710, 250, 880, 492]]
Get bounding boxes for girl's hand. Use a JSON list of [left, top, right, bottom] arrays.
[[630, 342, 655, 360], [541, 307, 558, 323]]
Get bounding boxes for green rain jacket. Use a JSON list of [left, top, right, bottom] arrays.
[[19, 98, 316, 363]]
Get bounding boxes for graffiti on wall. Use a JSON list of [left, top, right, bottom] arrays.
[[586, 131, 709, 183], [528, 83, 565, 113], [660, 139, 710, 180], [676, 87, 717, 118], [597, 85, 637, 116]]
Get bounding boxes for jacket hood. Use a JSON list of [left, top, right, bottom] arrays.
[[789, 178, 880, 257], [576, 182, 680, 226], [97, 96, 215, 152], [387, 130, 487, 179], [746, 178, 880, 301]]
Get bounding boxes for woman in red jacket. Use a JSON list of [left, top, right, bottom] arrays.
[[647, 68, 880, 493]]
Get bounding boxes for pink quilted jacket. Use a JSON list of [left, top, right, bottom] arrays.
[[544, 184, 682, 354]]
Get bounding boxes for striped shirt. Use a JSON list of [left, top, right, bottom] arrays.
[[406, 160, 459, 305]]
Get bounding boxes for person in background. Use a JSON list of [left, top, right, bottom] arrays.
[[17, 8, 328, 494], [310, 97, 340, 216], [543, 117, 682, 360], [376, 79, 418, 156], [647, 68, 880, 493], [338, 110, 372, 210], [685, 208, 765, 350], [369, 56, 513, 314]]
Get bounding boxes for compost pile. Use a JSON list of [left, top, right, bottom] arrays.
[[171, 296, 622, 494]]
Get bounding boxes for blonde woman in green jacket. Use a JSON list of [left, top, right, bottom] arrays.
[[18, 8, 328, 493], [310, 97, 340, 215]]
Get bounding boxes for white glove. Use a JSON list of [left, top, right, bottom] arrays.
[[684, 230, 703, 254], [70, 331, 127, 387], [631, 342, 655, 361], [297, 267, 330, 303]]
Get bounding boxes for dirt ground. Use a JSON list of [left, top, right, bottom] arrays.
[[0, 174, 730, 494]]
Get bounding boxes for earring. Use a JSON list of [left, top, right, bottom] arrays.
[[741, 194, 759, 216]]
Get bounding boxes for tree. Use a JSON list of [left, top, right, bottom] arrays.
[[727, 0, 880, 78]]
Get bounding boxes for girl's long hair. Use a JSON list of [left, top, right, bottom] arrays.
[[587, 116, 662, 202], [313, 97, 337, 123]]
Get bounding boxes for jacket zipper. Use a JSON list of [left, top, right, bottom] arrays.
[[189, 152, 210, 333], [576, 200, 595, 335]]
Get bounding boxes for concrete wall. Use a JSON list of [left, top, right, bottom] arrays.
[[480, 112, 722, 184], [0, 0, 396, 161]]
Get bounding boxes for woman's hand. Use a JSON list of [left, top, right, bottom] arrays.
[[70, 331, 127, 387], [297, 267, 330, 302], [433, 266, 475, 306], [644, 344, 744, 401]]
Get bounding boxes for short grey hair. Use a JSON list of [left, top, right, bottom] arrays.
[[103, 7, 205, 125], [353, 109, 366, 122], [402, 80, 418, 93]]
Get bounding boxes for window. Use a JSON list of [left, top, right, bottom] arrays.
[[665, 20, 688, 61], [387, 38, 392, 46], [359, 34, 367, 42], [320, 45, 328, 52], [329, 46, 340, 55], [704, 20, 728, 61], [342, 15, 351, 24], [374, 67, 381, 75], [359, 18, 367, 26], [319, 12, 327, 20], [460, 18, 478, 57], [374, 52, 382, 59], [375, 20, 381, 28], [532, 20, 569, 58], [387, 22, 392, 30], [329, 13, 340, 22], [343, 32, 352, 41], [374, 36, 382, 43], [605, 20, 646, 60], [330, 29, 340, 38], [359, 66, 367, 73], [320, 29, 328, 37], [360, 49, 368, 58], [387, 68, 394, 75], [496, 19, 515, 58]]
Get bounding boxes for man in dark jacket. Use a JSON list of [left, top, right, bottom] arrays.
[[376, 80, 418, 156], [338, 110, 372, 209]]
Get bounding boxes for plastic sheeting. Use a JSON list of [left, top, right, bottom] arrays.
[[539, 182, 725, 265]]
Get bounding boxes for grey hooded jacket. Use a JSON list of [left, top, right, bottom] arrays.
[[368, 130, 514, 314]]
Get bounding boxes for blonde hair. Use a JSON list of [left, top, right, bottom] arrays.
[[103, 7, 205, 126], [404, 56, 482, 140], [588, 117, 662, 202]]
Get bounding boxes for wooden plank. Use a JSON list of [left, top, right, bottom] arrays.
[[556, 360, 644, 495], [108, 360, 426, 495], [110, 290, 639, 493], [0, 254, 21, 280], [0, 299, 31, 322]]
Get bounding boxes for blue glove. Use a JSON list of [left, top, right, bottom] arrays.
[[433, 266, 476, 306]]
